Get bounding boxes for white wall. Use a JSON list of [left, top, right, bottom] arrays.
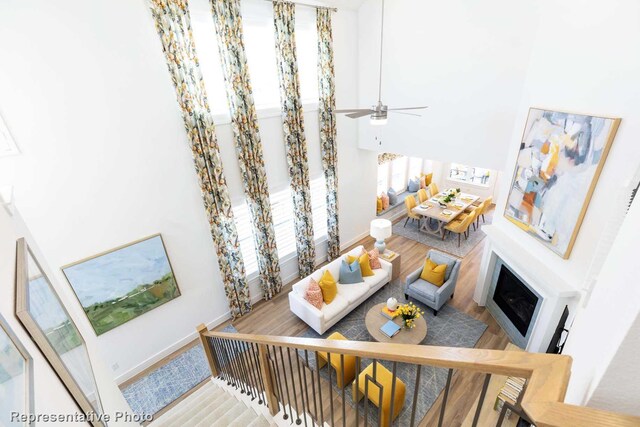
[[355, 0, 538, 170], [0, 0, 371, 385], [429, 161, 502, 202], [487, 0, 640, 412], [0, 206, 138, 426]]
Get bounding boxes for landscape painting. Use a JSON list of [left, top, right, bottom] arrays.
[[505, 108, 621, 258], [63, 234, 180, 335]]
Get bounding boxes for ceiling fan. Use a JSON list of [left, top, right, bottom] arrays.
[[335, 0, 427, 125]]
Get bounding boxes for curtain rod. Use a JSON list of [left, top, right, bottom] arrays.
[[264, 0, 338, 12]]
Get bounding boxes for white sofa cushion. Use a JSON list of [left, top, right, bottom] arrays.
[[364, 268, 389, 289], [336, 282, 369, 304], [321, 295, 349, 321]]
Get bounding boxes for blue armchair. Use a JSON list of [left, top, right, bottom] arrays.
[[404, 250, 461, 316]]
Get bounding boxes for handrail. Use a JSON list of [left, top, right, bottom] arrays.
[[202, 329, 640, 427]]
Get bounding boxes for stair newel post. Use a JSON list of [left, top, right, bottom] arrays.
[[258, 343, 280, 417], [196, 323, 219, 378]]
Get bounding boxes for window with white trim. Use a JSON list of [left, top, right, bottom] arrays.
[[448, 163, 491, 187], [377, 156, 425, 194], [233, 175, 328, 276], [190, 0, 319, 115]]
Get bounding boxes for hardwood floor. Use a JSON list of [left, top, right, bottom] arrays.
[[215, 213, 512, 426]]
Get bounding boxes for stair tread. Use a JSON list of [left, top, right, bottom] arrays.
[[151, 383, 221, 426], [247, 415, 272, 427], [169, 390, 232, 427], [190, 394, 240, 427], [227, 406, 260, 427], [211, 401, 251, 426]]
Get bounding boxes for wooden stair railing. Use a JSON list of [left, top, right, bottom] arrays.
[[197, 324, 640, 427]]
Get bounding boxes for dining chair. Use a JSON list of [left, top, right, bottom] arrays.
[[404, 195, 421, 227], [478, 196, 493, 225], [428, 182, 439, 196], [417, 188, 428, 203], [444, 210, 477, 247]]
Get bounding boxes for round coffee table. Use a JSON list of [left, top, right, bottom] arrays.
[[365, 303, 427, 344]]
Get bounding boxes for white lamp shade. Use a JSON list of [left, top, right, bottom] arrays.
[[370, 219, 392, 240]]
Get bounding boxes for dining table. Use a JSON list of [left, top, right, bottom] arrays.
[[411, 191, 480, 236]]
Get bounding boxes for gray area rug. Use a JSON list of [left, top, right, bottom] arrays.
[[121, 324, 236, 418], [393, 210, 494, 257], [298, 280, 487, 426]]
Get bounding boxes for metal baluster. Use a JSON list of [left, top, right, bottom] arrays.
[[245, 342, 263, 402], [227, 339, 245, 393], [437, 369, 454, 427], [377, 378, 384, 427], [250, 343, 266, 404], [327, 353, 334, 426], [496, 403, 509, 427], [314, 351, 324, 426], [286, 348, 302, 425], [373, 360, 379, 427], [270, 346, 288, 419], [472, 373, 492, 427], [409, 365, 422, 427], [211, 338, 227, 383], [388, 362, 398, 427], [220, 339, 237, 387], [341, 355, 346, 427], [217, 338, 232, 384], [363, 374, 369, 427], [355, 356, 361, 427], [305, 350, 317, 421], [233, 340, 252, 398], [294, 350, 308, 427], [205, 336, 221, 378], [279, 346, 293, 421], [238, 341, 257, 400]]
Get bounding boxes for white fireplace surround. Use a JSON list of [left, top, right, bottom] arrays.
[[475, 225, 581, 352]]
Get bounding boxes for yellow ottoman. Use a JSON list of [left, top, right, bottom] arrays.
[[352, 362, 406, 427], [317, 332, 356, 388]]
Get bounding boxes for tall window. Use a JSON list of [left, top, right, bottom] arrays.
[[234, 176, 328, 276], [190, 0, 319, 114], [377, 156, 424, 194], [448, 163, 491, 186]]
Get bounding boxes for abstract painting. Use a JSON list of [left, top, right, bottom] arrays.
[[0, 313, 33, 427], [62, 234, 180, 335], [16, 239, 106, 426], [505, 108, 621, 258]]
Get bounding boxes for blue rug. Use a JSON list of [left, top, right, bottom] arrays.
[[121, 325, 236, 418]]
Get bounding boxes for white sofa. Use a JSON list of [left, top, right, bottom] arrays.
[[288, 245, 393, 334]]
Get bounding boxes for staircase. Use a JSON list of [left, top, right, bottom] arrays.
[[160, 323, 640, 427], [149, 379, 273, 427]]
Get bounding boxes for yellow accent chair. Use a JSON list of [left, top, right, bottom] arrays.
[[317, 332, 356, 388], [352, 362, 406, 427], [478, 196, 493, 225], [428, 182, 439, 196], [444, 210, 477, 247], [404, 195, 421, 227], [417, 188, 428, 204]]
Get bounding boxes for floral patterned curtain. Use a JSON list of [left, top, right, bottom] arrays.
[[316, 8, 340, 261], [149, 0, 251, 317], [273, 1, 316, 277], [210, 0, 282, 299], [378, 152, 403, 165]]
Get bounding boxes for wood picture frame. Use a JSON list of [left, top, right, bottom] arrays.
[[15, 238, 106, 427], [61, 234, 181, 336], [0, 312, 34, 427], [504, 107, 621, 259]]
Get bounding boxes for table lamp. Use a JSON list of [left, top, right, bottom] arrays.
[[370, 219, 392, 254]]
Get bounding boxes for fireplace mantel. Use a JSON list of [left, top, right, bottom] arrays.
[[475, 224, 581, 352]]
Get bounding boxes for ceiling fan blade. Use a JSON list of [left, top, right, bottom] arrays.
[[346, 111, 374, 119], [389, 111, 422, 117], [387, 106, 429, 111], [335, 108, 372, 114]]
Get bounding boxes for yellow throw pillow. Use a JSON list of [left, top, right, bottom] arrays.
[[376, 197, 383, 213], [420, 258, 447, 286], [347, 252, 375, 277], [318, 270, 338, 303]]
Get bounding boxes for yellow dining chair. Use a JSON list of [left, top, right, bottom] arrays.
[[404, 195, 421, 227], [478, 196, 493, 225], [444, 210, 477, 247], [428, 182, 439, 196], [417, 188, 428, 203]]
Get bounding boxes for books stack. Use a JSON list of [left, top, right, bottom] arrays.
[[380, 321, 401, 338], [380, 250, 397, 261], [494, 376, 526, 417], [381, 306, 399, 320]]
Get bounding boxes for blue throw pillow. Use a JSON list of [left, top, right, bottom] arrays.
[[387, 188, 398, 205], [408, 178, 420, 192], [339, 259, 364, 284]]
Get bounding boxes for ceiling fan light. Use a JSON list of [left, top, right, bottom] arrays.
[[370, 116, 388, 126]]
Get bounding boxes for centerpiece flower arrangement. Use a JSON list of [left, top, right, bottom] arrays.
[[437, 188, 461, 207], [398, 302, 424, 329]]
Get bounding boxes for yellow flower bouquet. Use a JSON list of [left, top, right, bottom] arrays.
[[398, 302, 424, 329]]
